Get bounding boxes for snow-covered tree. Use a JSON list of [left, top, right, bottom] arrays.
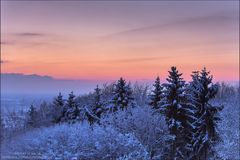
[[215, 93, 239, 160], [149, 76, 163, 109], [110, 77, 134, 112], [64, 91, 80, 123], [83, 86, 105, 125], [189, 67, 223, 160], [52, 92, 65, 123], [38, 101, 53, 125], [161, 66, 195, 159], [0, 118, 4, 142], [27, 105, 38, 128], [132, 83, 149, 106], [92, 85, 104, 120], [2, 123, 149, 159], [101, 105, 169, 159], [53, 92, 64, 107], [83, 105, 96, 126]]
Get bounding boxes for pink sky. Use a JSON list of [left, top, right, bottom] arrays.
[[1, 1, 239, 82]]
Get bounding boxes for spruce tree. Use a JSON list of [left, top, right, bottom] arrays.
[[0, 117, 4, 142], [85, 85, 104, 125], [111, 77, 134, 112], [53, 92, 64, 107], [64, 91, 79, 123], [161, 66, 195, 159], [149, 76, 163, 109], [27, 105, 38, 128], [189, 67, 222, 160], [52, 92, 64, 123], [92, 85, 104, 120], [84, 106, 96, 126]]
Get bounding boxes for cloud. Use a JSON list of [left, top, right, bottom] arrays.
[[2, 32, 63, 48], [103, 11, 237, 39], [1, 60, 9, 64], [0, 41, 15, 45], [13, 32, 46, 37], [103, 56, 169, 63], [1, 32, 49, 47]]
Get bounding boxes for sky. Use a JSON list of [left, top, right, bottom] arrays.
[[1, 1, 239, 82]]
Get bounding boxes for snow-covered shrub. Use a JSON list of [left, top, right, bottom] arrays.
[[132, 83, 149, 107], [215, 82, 238, 99], [1, 110, 27, 141], [214, 96, 240, 160], [2, 122, 149, 159], [102, 105, 168, 159]]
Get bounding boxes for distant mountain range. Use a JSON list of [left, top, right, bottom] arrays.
[[1, 73, 238, 96], [1, 73, 109, 95]]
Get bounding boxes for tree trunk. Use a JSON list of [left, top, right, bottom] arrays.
[[204, 147, 207, 160]]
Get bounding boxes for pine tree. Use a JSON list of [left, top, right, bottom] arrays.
[[92, 85, 104, 120], [85, 85, 104, 125], [0, 117, 5, 142], [84, 105, 96, 126], [111, 77, 134, 112], [183, 71, 202, 159], [189, 67, 222, 160], [64, 91, 79, 123], [52, 92, 65, 123], [27, 105, 38, 127], [149, 76, 163, 109], [161, 66, 195, 159], [53, 92, 64, 107]]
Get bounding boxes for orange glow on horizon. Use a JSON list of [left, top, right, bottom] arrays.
[[1, 1, 239, 82]]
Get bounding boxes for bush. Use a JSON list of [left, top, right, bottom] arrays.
[[214, 96, 240, 160], [102, 105, 169, 159], [2, 122, 149, 160]]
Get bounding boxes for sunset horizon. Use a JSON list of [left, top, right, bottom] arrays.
[[1, 1, 239, 159], [1, 1, 239, 82]]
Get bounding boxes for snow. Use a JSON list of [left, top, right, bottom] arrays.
[[2, 122, 149, 159], [1, 75, 239, 160]]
